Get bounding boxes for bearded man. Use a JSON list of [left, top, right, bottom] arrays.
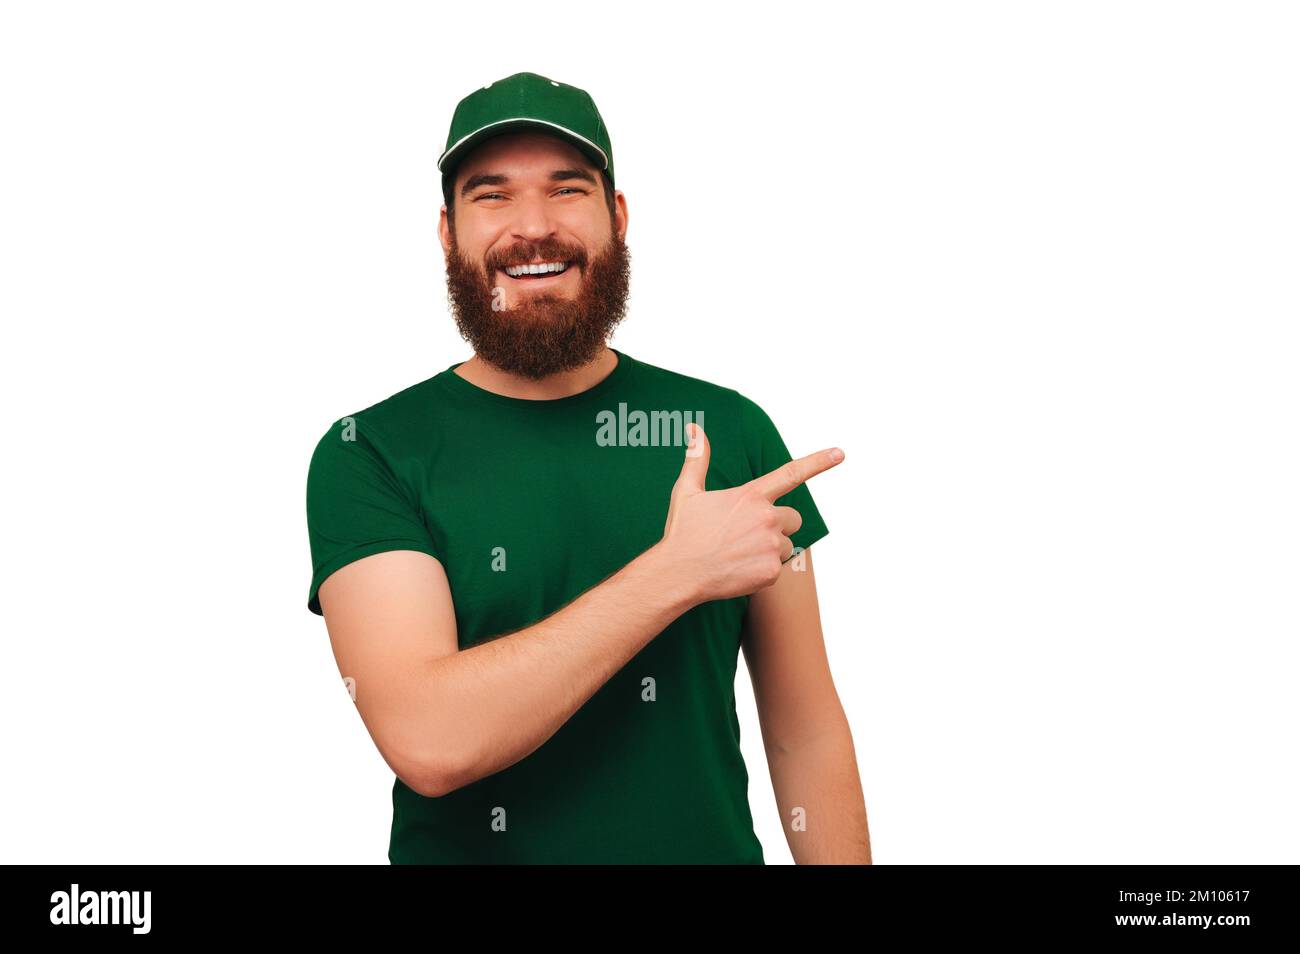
[[305, 71, 869, 865]]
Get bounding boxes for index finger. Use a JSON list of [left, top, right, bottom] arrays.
[[747, 447, 844, 502]]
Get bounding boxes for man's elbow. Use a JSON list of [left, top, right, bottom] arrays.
[[396, 745, 470, 799]]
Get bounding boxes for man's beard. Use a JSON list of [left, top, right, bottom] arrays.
[[444, 229, 632, 380]]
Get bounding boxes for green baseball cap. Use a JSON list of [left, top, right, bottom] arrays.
[[438, 72, 615, 196]]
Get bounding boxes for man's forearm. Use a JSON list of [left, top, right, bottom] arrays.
[[767, 725, 873, 863], [420, 540, 700, 796]]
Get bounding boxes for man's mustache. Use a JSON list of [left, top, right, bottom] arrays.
[[488, 248, 588, 271]]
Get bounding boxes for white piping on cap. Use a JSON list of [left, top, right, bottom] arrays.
[[438, 117, 609, 172]]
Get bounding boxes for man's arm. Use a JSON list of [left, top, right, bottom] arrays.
[[741, 546, 873, 863], [319, 543, 698, 798], [317, 424, 842, 801]]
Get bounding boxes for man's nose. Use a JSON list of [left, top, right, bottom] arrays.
[[508, 195, 560, 241]]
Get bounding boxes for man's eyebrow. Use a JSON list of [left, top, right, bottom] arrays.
[[461, 168, 598, 198]]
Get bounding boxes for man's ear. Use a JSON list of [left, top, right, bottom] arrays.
[[613, 190, 629, 241], [437, 207, 452, 257]]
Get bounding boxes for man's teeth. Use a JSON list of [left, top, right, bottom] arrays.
[[504, 261, 570, 278]]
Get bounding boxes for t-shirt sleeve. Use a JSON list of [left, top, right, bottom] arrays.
[[305, 416, 442, 615], [734, 391, 831, 560]]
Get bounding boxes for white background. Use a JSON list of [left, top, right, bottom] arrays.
[[2, 1, 1296, 864]]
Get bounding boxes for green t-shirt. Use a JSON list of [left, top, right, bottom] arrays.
[[305, 348, 829, 864]]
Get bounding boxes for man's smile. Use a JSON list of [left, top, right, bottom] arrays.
[[496, 259, 578, 287]]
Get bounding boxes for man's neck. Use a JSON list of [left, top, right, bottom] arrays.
[[453, 347, 618, 400]]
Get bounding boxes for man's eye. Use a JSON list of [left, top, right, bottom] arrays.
[[474, 189, 584, 201]]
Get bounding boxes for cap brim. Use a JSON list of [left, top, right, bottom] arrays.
[[438, 118, 609, 181]]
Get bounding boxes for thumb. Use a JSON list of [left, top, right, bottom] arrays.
[[673, 422, 711, 495]]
